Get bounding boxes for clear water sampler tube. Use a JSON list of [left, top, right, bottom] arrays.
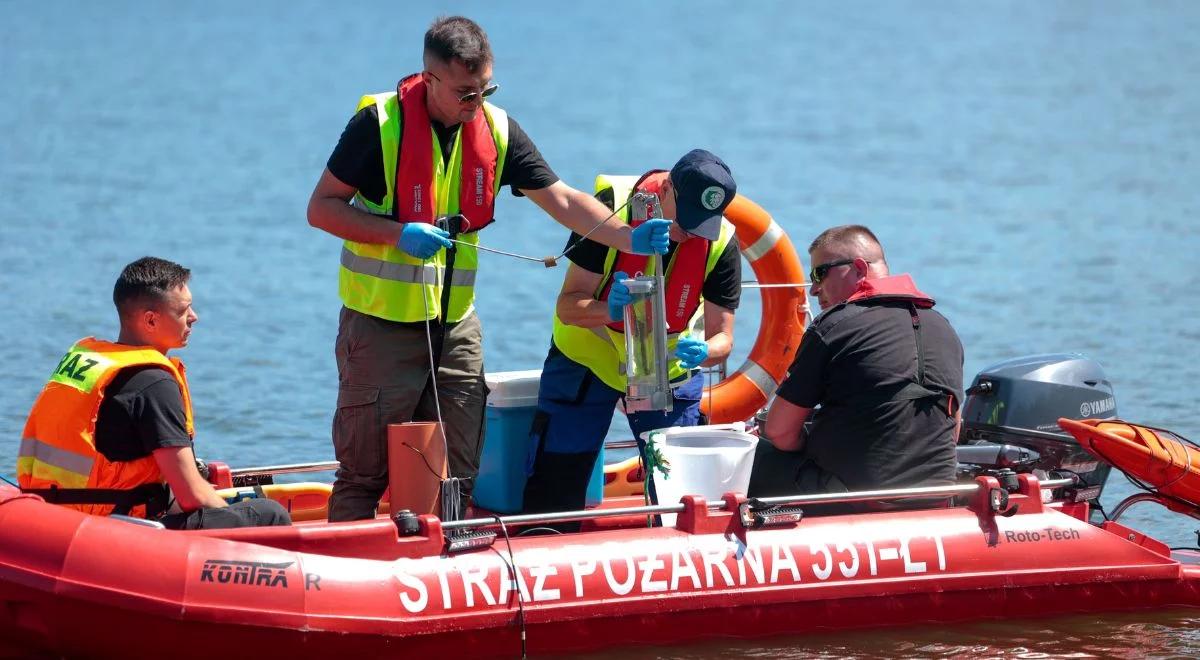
[[623, 192, 672, 413]]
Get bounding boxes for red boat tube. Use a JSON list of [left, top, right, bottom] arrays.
[[2, 474, 1199, 659]]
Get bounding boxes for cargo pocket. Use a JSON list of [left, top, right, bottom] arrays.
[[333, 384, 383, 479]]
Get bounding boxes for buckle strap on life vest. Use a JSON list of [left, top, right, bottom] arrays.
[[22, 483, 171, 518]]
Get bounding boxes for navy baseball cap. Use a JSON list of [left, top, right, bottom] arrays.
[[669, 149, 736, 241]]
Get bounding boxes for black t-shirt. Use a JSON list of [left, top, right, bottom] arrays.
[[326, 104, 559, 206], [775, 295, 964, 490], [94, 366, 193, 462], [560, 188, 742, 310]]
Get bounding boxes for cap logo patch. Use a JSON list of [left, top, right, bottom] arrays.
[[701, 186, 725, 210]]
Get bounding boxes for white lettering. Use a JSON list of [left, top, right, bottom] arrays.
[[864, 539, 878, 576], [602, 553, 636, 596], [670, 548, 702, 590], [836, 541, 859, 578], [934, 533, 947, 571], [460, 563, 496, 608], [769, 544, 800, 584], [530, 563, 560, 601], [639, 555, 668, 593], [901, 536, 927, 574], [495, 562, 531, 604], [809, 543, 833, 581], [436, 564, 453, 609], [702, 544, 736, 588], [570, 553, 597, 598], [737, 546, 766, 586], [396, 570, 428, 613]]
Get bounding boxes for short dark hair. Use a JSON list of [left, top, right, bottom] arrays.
[[809, 224, 882, 253], [113, 256, 191, 320], [423, 16, 493, 72]]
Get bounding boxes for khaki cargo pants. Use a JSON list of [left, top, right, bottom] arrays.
[[327, 307, 486, 522]]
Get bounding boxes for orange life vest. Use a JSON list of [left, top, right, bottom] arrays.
[[17, 338, 194, 518], [393, 73, 498, 231], [600, 171, 709, 333]]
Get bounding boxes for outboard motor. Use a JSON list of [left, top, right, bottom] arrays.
[[959, 354, 1118, 502]]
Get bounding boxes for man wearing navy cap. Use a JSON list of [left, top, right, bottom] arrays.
[[521, 150, 743, 522]]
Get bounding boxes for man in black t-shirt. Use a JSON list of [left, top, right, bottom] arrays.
[[521, 152, 742, 519], [752, 225, 963, 499], [307, 17, 670, 521], [19, 257, 290, 529]]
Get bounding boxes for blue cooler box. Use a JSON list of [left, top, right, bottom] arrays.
[[474, 369, 604, 513]]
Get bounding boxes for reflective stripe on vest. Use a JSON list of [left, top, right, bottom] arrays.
[[338, 79, 510, 323], [551, 173, 734, 392], [17, 338, 194, 517]]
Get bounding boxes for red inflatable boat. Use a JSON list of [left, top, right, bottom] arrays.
[[3, 469, 1200, 659]]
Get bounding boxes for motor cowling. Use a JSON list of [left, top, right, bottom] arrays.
[[959, 353, 1117, 500]]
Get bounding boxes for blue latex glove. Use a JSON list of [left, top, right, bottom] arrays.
[[675, 336, 709, 369], [631, 218, 671, 255], [607, 271, 632, 322], [398, 223, 453, 259]]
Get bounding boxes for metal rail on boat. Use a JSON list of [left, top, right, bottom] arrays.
[[231, 441, 645, 477], [440, 477, 1075, 531]]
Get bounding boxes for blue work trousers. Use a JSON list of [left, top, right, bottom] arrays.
[[521, 349, 704, 518]]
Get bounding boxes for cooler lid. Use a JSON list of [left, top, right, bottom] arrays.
[[486, 369, 543, 408]]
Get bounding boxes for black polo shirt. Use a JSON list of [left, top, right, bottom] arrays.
[[775, 296, 963, 490]]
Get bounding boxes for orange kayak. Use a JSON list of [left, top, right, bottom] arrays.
[[1059, 418, 1200, 507]]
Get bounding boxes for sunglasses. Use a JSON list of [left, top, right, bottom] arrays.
[[808, 258, 857, 285], [426, 71, 499, 104]]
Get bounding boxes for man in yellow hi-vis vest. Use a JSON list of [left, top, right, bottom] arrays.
[[522, 150, 742, 521], [306, 16, 670, 521]]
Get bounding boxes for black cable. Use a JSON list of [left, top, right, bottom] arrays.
[[402, 442, 444, 480], [0, 473, 19, 489], [491, 515, 527, 659]]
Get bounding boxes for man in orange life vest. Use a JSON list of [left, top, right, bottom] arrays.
[[307, 16, 670, 521], [17, 257, 291, 529], [522, 150, 742, 517], [752, 226, 963, 501]]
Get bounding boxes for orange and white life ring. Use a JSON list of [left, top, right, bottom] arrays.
[[701, 194, 808, 424]]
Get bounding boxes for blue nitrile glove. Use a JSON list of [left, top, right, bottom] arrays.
[[398, 223, 453, 259], [631, 218, 671, 255], [607, 271, 632, 322], [674, 336, 709, 369]]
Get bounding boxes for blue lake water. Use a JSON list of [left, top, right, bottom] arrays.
[[2, 1, 1199, 656]]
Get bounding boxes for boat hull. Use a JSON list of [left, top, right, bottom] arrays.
[[3, 476, 1199, 658]]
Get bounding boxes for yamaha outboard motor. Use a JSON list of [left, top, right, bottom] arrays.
[[959, 353, 1117, 502]]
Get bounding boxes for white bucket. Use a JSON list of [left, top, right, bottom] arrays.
[[642, 424, 759, 526]]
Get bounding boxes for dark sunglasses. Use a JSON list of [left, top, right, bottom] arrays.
[[426, 71, 499, 104], [809, 258, 856, 285]]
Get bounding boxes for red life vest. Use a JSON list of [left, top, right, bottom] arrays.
[[601, 171, 710, 334], [393, 74, 498, 231], [845, 274, 935, 307]]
